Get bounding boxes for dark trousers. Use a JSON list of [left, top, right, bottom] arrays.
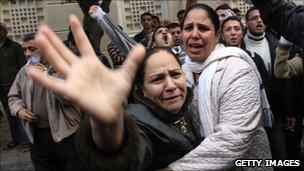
[[265, 116, 287, 160], [30, 128, 84, 171], [285, 113, 304, 160], [265, 116, 288, 171], [0, 85, 29, 145]]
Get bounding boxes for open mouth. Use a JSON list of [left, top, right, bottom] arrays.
[[162, 95, 180, 102], [230, 38, 237, 42], [163, 34, 168, 43], [188, 43, 204, 53], [256, 24, 263, 29], [189, 43, 204, 48]]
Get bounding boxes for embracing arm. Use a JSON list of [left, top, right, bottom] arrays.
[[169, 58, 265, 170]]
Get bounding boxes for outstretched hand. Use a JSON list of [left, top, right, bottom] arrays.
[[27, 15, 145, 124]]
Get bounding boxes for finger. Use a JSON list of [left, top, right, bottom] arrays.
[[34, 63, 45, 71], [34, 66, 45, 71], [25, 110, 37, 117], [118, 56, 124, 63], [24, 114, 38, 122], [28, 118, 38, 123], [39, 25, 77, 65], [119, 44, 146, 83], [35, 63, 45, 68], [28, 115, 38, 121], [115, 57, 122, 64], [27, 66, 71, 100], [69, 15, 95, 57], [35, 29, 70, 77]]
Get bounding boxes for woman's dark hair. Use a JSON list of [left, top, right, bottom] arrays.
[[177, 9, 185, 18], [135, 47, 181, 88], [181, 4, 220, 34], [149, 25, 168, 48], [220, 16, 244, 32]]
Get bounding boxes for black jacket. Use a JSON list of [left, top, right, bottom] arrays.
[[289, 45, 304, 116], [265, 33, 295, 118], [252, 0, 304, 112], [75, 88, 200, 171], [133, 30, 150, 47], [0, 38, 26, 86], [252, 0, 304, 48], [243, 33, 295, 119]]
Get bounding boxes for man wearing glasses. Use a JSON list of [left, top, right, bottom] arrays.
[[244, 7, 295, 162], [0, 22, 27, 152]]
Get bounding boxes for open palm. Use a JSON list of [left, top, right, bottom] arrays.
[[27, 15, 145, 124]]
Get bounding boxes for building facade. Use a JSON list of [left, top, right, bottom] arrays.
[[1, 0, 303, 54]]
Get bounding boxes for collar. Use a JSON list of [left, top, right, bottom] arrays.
[[247, 30, 265, 43], [172, 45, 182, 54]]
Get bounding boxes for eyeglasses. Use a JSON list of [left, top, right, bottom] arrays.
[[22, 46, 37, 52], [247, 16, 262, 21]]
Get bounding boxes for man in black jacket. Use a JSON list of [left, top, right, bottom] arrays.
[[251, 0, 304, 49], [243, 7, 296, 162], [0, 22, 27, 151], [251, 2, 303, 161], [133, 12, 154, 47], [251, 0, 303, 99]]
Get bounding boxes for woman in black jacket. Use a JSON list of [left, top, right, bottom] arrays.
[[75, 47, 200, 170], [26, 15, 200, 171]]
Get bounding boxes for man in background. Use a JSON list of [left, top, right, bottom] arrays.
[[133, 12, 154, 47], [0, 22, 27, 152]]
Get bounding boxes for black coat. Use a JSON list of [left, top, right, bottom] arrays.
[[133, 30, 150, 47], [0, 38, 26, 86], [289, 45, 304, 116], [75, 88, 200, 171], [251, 0, 304, 111], [266, 33, 296, 118], [243, 34, 295, 119], [252, 0, 304, 48]]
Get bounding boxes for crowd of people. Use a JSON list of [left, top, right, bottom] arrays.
[[0, 0, 303, 170]]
